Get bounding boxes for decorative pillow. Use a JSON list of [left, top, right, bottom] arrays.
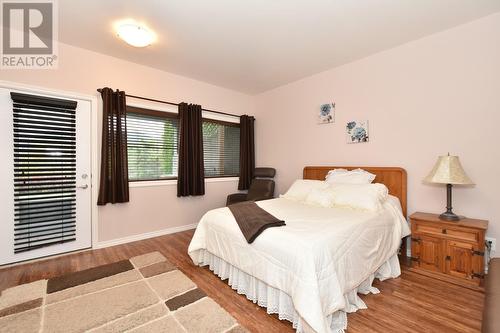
[[281, 179, 328, 202], [304, 187, 336, 208], [325, 168, 376, 185], [331, 183, 388, 211]]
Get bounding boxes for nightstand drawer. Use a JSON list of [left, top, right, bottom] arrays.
[[414, 222, 478, 242], [445, 228, 479, 242]]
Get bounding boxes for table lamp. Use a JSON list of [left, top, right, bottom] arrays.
[[423, 154, 474, 221]]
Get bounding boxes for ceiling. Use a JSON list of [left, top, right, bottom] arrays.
[[59, 1, 500, 94]]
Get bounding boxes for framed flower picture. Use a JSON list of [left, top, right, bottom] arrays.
[[318, 102, 335, 124], [346, 120, 369, 143]]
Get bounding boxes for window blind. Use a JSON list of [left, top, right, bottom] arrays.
[[127, 107, 179, 181], [12, 92, 78, 254], [202, 119, 240, 177]]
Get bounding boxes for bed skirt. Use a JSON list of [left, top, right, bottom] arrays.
[[194, 249, 401, 333]]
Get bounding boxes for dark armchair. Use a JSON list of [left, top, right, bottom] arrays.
[[226, 168, 276, 206]]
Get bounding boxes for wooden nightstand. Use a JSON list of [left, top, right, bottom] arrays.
[[409, 212, 488, 290]]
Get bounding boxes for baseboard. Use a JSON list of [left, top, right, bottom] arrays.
[[94, 223, 198, 249]]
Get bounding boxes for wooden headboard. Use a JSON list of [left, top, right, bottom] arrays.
[[303, 166, 407, 217]]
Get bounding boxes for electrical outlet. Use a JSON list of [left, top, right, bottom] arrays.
[[486, 237, 496, 255]]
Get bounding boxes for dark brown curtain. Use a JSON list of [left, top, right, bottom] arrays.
[[238, 115, 255, 190], [97, 88, 129, 205], [177, 103, 205, 197]]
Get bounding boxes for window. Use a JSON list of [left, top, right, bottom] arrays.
[[126, 106, 240, 181], [126, 106, 179, 181], [202, 119, 240, 177]]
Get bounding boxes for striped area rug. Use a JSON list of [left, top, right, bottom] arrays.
[[0, 252, 247, 333]]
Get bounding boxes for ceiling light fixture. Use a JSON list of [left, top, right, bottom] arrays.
[[116, 23, 154, 47]]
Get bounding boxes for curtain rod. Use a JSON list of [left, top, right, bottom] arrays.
[[96, 89, 244, 119]]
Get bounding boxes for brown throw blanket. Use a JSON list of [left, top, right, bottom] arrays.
[[228, 201, 285, 243]]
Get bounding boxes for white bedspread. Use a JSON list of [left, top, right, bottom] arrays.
[[188, 196, 410, 333]]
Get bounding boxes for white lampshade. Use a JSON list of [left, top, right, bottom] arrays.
[[423, 155, 474, 185]]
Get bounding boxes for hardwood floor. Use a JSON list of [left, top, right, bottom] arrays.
[[0, 230, 484, 332]]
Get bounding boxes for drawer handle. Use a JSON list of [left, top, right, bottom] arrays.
[[472, 250, 485, 256], [442, 229, 447, 234]]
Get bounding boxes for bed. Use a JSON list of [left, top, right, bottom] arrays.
[[188, 166, 411, 333]]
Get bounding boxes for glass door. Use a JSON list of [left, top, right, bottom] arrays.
[[0, 87, 92, 265]]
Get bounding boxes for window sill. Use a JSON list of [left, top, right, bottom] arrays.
[[129, 177, 239, 188], [129, 179, 177, 188], [205, 176, 239, 183]]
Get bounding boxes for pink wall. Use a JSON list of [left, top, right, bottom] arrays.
[[1, 42, 254, 243], [254, 13, 500, 254], [2, 13, 499, 253]]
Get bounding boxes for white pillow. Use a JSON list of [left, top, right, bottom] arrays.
[[325, 168, 376, 185], [331, 183, 388, 211], [281, 179, 328, 202], [304, 187, 336, 208], [326, 168, 349, 175]]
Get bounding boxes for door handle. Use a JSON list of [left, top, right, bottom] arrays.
[[77, 184, 89, 189]]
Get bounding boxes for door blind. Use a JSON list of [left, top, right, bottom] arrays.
[[11, 92, 78, 254]]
